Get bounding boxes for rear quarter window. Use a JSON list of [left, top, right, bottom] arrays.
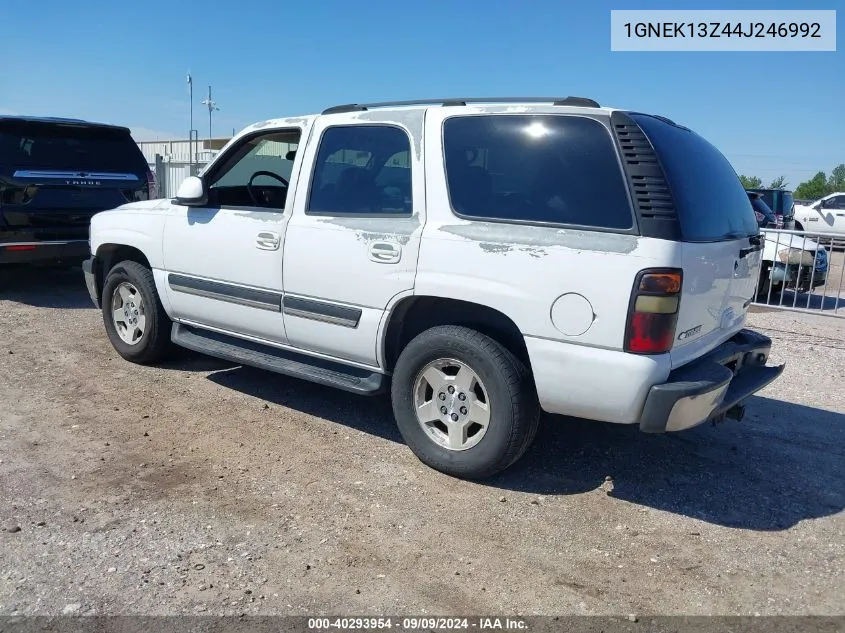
[[631, 114, 758, 242], [0, 122, 148, 175], [442, 115, 633, 230]]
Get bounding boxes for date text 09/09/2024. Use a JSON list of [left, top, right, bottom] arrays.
[[623, 22, 821, 38], [307, 617, 528, 630]]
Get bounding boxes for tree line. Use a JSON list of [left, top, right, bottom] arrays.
[[738, 163, 845, 200]]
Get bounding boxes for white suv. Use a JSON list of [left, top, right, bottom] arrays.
[[83, 97, 784, 479]]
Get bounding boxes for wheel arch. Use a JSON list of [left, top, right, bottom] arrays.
[[380, 295, 531, 374], [93, 244, 153, 298]]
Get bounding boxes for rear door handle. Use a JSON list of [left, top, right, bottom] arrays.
[[256, 231, 280, 250], [369, 242, 401, 264]]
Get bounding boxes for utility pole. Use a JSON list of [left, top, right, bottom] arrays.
[[201, 85, 219, 140], [187, 71, 198, 166]]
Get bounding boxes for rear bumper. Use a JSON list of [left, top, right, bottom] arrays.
[[639, 329, 784, 433], [0, 239, 89, 265], [82, 256, 100, 308]]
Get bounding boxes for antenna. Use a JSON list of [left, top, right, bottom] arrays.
[[200, 85, 220, 140]]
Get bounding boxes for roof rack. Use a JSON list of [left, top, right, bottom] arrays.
[[321, 96, 600, 115]]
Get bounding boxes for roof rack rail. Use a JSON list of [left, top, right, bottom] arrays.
[[321, 96, 600, 115]]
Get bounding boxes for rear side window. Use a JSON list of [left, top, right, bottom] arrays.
[[443, 115, 633, 230], [0, 122, 148, 175], [307, 125, 412, 215], [631, 114, 758, 242]]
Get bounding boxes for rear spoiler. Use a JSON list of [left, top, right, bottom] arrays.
[[0, 117, 132, 135]]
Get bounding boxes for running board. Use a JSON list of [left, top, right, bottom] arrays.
[[171, 323, 385, 395]]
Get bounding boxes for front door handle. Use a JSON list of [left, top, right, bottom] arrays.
[[256, 231, 281, 250], [369, 241, 401, 264]]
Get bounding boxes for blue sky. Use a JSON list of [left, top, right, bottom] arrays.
[[1, 0, 842, 189]]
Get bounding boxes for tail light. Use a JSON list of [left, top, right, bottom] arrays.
[[624, 268, 683, 354]]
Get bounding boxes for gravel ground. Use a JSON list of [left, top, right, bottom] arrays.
[[0, 266, 843, 617]]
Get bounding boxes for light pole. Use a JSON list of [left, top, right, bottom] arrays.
[[186, 71, 194, 165], [201, 85, 220, 140]]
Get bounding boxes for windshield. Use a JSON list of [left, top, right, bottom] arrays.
[[0, 122, 147, 175], [631, 114, 759, 242]]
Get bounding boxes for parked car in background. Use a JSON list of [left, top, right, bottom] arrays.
[[757, 224, 828, 303], [793, 192, 845, 238], [757, 233, 828, 299], [745, 191, 828, 300], [0, 116, 153, 270], [747, 188, 795, 229]]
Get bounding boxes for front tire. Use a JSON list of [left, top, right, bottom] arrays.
[[391, 325, 540, 479], [101, 260, 173, 364]]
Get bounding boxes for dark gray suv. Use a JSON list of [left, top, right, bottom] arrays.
[[0, 116, 153, 269]]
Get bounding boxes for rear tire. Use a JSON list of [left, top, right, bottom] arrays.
[[101, 260, 173, 364], [391, 325, 540, 479]]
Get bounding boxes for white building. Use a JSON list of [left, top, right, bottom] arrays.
[[137, 137, 232, 165]]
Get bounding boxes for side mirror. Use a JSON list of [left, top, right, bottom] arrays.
[[174, 176, 207, 206]]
